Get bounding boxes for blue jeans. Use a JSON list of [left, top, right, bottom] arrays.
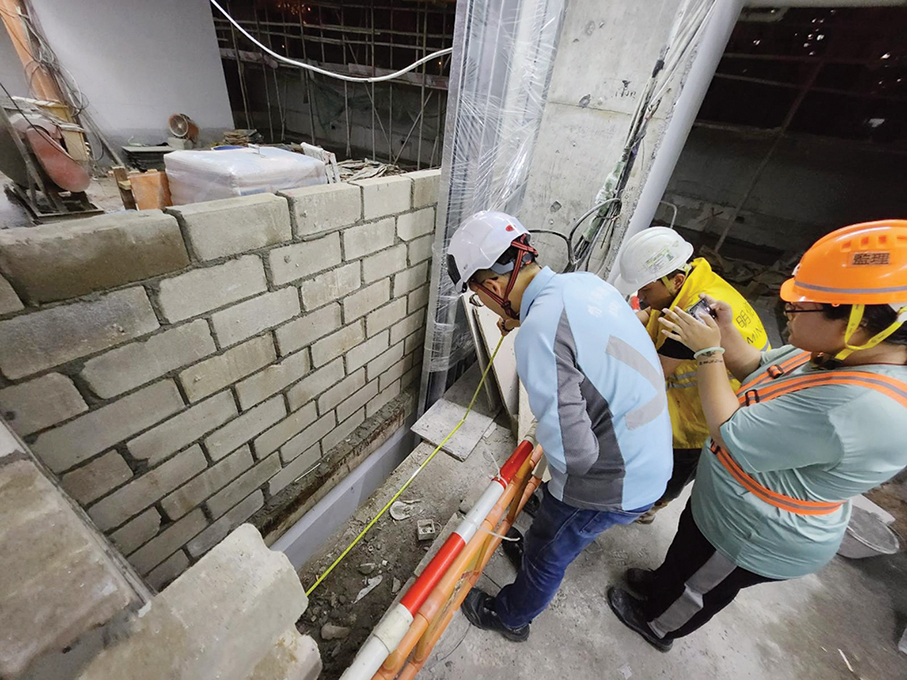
[[494, 485, 649, 629]]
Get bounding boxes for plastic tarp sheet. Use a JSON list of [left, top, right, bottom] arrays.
[[165, 145, 327, 205]]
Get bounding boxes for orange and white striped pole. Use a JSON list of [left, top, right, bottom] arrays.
[[340, 440, 535, 680]]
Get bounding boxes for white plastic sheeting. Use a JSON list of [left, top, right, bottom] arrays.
[[165, 146, 326, 205], [420, 0, 567, 409]]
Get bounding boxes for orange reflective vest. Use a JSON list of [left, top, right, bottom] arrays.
[[711, 352, 907, 516]]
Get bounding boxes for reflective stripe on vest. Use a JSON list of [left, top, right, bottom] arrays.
[[713, 362, 907, 516]]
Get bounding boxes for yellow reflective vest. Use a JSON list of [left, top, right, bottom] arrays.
[[644, 257, 769, 449]]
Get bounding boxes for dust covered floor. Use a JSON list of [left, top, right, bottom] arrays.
[[295, 416, 517, 679]]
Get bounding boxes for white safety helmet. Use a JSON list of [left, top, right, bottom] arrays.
[[447, 211, 534, 293], [613, 227, 694, 296]]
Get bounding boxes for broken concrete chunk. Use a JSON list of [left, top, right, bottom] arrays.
[[392, 578, 402, 594], [358, 562, 376, 575], [417, 519, 437, 542], [354, 575, 383, 603], [321, 623, 351, 641]]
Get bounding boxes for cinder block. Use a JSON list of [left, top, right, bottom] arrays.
[[300, 263, 360, 310], [269, 444, 321, 496], [405, 328, 426, 355], [0, 211, 188, 304], [162, 446, 254, 520], [310, 324, 365, 368], [367, 298, 407, 337], [353, 175, 412, 219], [110, 508, 161, 556], [408, 234, 433, 265], [321, 408, 365, 452], [207, 454, 280, 518], [408, 283, 430, 314], [396, 207, 434, 241], [146, 550, 190, 591], [367, 342, 404, 382], [127, 391, 237, 464], [269, 232, 341, 286], [61, 451, 133, 505], [402, 364, 420, 388], [157, 255, 267, 323], [204, 395, 287, 461], [235, 350, 311, 410], [342, 218, 395, 260], [32, 381, 184, 473], [393, 262, 430, 297], [391, 309, 427, 346], [249, 628, 322, 680], [81, 524, 307, 680], [286, 359, 345, 412], [367, 380, 401, 418], [336, 380, 379, 422], [280, 182, 361, 238], [0, 458, 135, 679], [0, 373, 87, 437], [81, 320, 216, 399], [253, 402, 317, 459], [345, 330, 389, 373], [129, 509, 207, 575], [275, 303, 341, 356], [344, 279, 390, 323], [89, 445, 208, 531], [186, 492, 264, 558], [211, 287, 300, 348], [180, 335, 276, 402], [317, 369, 366, 415], [0, 273, 23, 315], [362, 245, 407, 284], [281, 413, 334, 463], [0, 287, 159, 380], [378, 356, 411, 392], [408, 169, 441, 209], [167, 193, 291, 260]]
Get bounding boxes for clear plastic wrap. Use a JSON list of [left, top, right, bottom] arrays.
[[165, 146, 327, 205], [421, 0, 567, 406]]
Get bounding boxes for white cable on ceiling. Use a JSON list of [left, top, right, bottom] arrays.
[[209, 0, 453, 84]]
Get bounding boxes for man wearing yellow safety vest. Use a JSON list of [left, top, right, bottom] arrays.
[[614, 227, 769, 523], [608, 220, 907, 652]]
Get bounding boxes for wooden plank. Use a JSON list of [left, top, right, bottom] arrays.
[[473, 304, 519, 436], [111, 166, 136, 210], [411, 363, 499, 461]]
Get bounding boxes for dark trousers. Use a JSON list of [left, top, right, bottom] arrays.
[[658, 447, 701, 505], [643, 501, 779, 640], [494, 485, 649, 629]]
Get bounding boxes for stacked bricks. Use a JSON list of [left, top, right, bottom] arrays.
[[0, 169, 438, 587]]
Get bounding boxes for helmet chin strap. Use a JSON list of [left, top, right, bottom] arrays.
[[828, 303, 907, 362], [475, 237, 537, 321]]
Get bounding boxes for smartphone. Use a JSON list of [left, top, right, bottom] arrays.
[[687, 299, 716, 324]]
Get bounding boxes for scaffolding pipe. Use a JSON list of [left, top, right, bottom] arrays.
[[340, 440, 536, 680]]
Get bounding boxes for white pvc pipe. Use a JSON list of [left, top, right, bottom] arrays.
[[606, 0, 745, 284], [746, 0, 905, 5], [340, 605, 414, 680]]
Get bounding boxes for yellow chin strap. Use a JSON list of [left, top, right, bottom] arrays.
[[834, 303, 907, 361], [660, 264, 692, 296]]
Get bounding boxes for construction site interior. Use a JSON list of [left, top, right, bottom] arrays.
[[1, 0, 906, 679]]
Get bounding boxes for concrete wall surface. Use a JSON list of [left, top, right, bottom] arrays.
[[26, 0, 234, 147], [658, 125, 907, 253], [520, 0, 686, 273], [0, 169, 438, 588]]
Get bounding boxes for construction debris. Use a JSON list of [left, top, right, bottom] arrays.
[[417, 519, 437, 543], [220, 128, 262, 146], [354, 576, 383, 603], [358, 562, 376, 576], [321, 623, 351, 641], [389, 500, 418, 521], [392, 578, 402, 594], [337, 158, 404, 183]]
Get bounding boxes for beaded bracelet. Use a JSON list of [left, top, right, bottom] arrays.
[[693, 346, 726, 359]]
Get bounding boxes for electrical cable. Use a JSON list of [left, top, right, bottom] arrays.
[[305, 334, 506, 597], [210, 0, 453, 84]]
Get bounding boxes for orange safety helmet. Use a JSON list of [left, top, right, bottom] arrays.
[[781, 220, 907, 360]]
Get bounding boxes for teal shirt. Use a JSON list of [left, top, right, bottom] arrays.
[[692, 346, 907, 580]]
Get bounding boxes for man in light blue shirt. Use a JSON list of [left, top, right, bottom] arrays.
[[447, 211, 672, 641]]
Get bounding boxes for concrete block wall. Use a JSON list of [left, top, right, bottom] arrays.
[[0, 169, 438, 586]]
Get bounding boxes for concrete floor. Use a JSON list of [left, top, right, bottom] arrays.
[[423, 491, 907, 680]]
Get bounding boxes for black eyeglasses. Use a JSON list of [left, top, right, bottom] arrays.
[[783, 304, 825, 316]]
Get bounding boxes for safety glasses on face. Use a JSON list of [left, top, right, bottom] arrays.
[[783, 303, 826, 317]]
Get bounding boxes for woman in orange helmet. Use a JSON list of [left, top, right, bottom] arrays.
[[607, 220, 907, 652]]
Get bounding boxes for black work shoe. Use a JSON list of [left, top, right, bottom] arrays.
[[625, 567, 656, 599], [607, 587, 672, 652], [461, 588, 530, 642], [523, 490, 541, 518], [501, 527, 524, 570]]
